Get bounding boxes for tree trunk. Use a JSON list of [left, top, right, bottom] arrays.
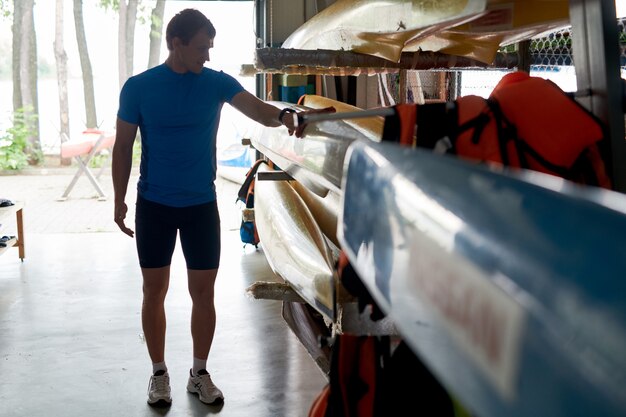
[[28, 4, 40, 148], [118, 0, 139, 86], [55, 0, 71, 166], [147, 0, 166, 69], [118, 0, 127, 88], [12, 0, 22, 112], [19, 1, 32, 112], [19, 0, 40, 160], [126, 0, 138, 77], [73, 0, 98, 129]]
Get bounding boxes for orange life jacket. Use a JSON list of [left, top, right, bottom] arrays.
[[382, 71, 613, 189]]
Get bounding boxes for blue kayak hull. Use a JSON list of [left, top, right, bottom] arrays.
[[339, 140, 626, 417]]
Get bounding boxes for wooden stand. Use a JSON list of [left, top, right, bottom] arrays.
[[0, 201, 25, 261]]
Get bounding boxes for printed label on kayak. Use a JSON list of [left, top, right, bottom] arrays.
[[407, 233, 525, 400]]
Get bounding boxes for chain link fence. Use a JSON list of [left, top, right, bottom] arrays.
[[387, 19, 626, 106]]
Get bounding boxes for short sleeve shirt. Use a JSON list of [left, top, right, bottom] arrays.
[[117, 64, 244, 207]]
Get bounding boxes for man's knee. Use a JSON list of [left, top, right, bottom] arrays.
[[188, 269, 218, 303], [142, 267, 170, 301]]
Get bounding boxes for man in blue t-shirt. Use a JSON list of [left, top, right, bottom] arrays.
[[112, 8, 300, 408]]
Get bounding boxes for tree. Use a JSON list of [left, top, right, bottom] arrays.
[[13, 0, 41, 163], [117, 0, 138, 88], [55, 0, 71, 165], [147, 0, 166, 69], [101, 0, 162, 85], [11, 0, 22, 112], [73, 0, 98, 129]]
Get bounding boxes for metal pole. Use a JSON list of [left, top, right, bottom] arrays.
[[294, 107, 396, 127], [570, 0, 626, 192]]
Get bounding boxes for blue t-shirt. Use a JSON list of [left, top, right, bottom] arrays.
[[117, 64, 244, 207]]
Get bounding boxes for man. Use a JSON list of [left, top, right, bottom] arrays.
[[112, 8, 302, 407]]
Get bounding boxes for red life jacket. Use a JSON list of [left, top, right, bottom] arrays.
[[382, 71, 613, 189]]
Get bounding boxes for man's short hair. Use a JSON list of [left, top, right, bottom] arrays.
[[166, 8, 216, 50]]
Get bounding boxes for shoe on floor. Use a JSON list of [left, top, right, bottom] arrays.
[[147, 370, 172, 407], [187, 369, 224, 404]]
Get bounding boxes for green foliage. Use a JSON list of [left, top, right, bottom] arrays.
[[150, 14, 164, 38], [0, 108, 40, 171], [136, 3, 150, 26], [87, 134, 141, 168], [88, 150, 111, 168], [98, 0, 119, 12], [0, 0, 11, 19], [98, 0, 151, 24]]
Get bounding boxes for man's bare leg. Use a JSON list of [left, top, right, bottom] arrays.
[[141, 266, 171, 364], [187, 268, 218, 362], [186, 268, 224, 404]]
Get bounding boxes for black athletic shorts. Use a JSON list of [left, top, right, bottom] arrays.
[[135, 195, 221, 270]]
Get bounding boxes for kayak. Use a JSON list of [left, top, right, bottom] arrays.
[[282, 0, 569, 64], [339, 139, 626, 417], [248, 100, 377, 197], [254, 163, 338, 320], [282, 0, 489, 62]]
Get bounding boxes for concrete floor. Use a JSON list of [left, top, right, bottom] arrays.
[[0, 170, 328, 417]]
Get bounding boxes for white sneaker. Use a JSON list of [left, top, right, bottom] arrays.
[[147, 370, 172, 406], [187, 369, 224, 404]]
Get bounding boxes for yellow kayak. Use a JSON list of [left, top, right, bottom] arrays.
[[282, 0, 569, 64], [254, 163, 337, 320], [407, 0, 570, 63], [283, 0, 488, 62], [291, 180, 341, 249]]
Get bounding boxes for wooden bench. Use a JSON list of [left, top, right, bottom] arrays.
[[0, 201, 25, 261]]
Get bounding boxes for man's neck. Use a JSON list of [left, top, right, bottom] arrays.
[[164, 56, 187, 74]]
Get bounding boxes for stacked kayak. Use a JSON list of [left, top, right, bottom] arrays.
[[338, 140, 626, 417]]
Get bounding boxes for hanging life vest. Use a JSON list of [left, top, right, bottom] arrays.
[[382, 71, 613, 189], [236, 159, 268, 248]]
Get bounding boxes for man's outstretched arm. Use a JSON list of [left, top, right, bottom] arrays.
[[230, 90, 294, 131]]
